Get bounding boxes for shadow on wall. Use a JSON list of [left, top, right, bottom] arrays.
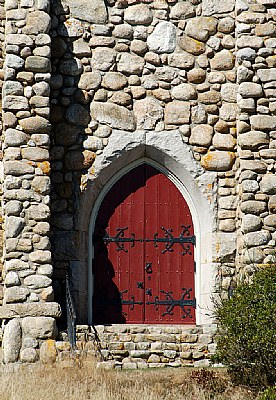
[[49, 0, 100, 327]]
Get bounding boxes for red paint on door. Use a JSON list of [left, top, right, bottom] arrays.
[[93, 164, 196, 324]]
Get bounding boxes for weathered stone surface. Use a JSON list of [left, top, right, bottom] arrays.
[[27, 204, 50, 221], [40, 340, 57, 364], [3, 96, 29, 111], [171, 83, 197, 101], [25, 56, 50, 72], [124, 4, 152, 25], [83, 136, 103, 151], [202, 0, 235, 15], [57, 18, 84, 37], [239, 82, 263, 97], [118, 53, 145, 75], [220, 83, 237, 102], [216, 233, 236, 262], [168, 52, 194, 69], [244, 231, 271, 247], [65, 104, 90, 126], [5, 54, 24, 69], [5, 129, 29, 147], [219, 103, 237, 122], [164, 101, 190, 125], [187, 68, 206, 84], [23, 11, 51, 34], [5, 200, 22, 216], [210, 50, 235, 70], [198, 91, 220, 104], [0, 303, 62, 319], [4, 161, 34, 176], [78, 71, 102, 91], [5, 271, 20, 287], [60, 0, 107, 24], [201, 151, 235, 171], [147, 22, 176, 54], [2, 319, 21, 363], [6, 33, 33, 46], [250, 115, 276, 130], [213, 133, 236, 150], [90, 102, 135, 131], [170, 2, 195, 19], [264, 215, 276, 228], [73, 38, 91, 57], [113, 24, 133, 39], [91, 48, 116, 71], [240, 160, 267, 173], [179, 35, 205, 55], [185, 17, 217, 42], [60, 59, 83, 76], [65, 150, 95, 170], [260, 175, 276, 194], [257, 68, 276, 82], [32, 176, 50, 195], [238, 131, 269, 150], [242, 214, 262, 233], [24, 275, 52, 289], [19, 116, 51, 133], [242, 180, 259, 193], [102, 72, 127, 90], [5, 216, 24, 238], [3, 81, 23, 97], [5, 260, 29, 272], [218, 196, 237, 210], [21, 147, 49, 161], [133, 98, 163, 130], [29, 250, 51, 264], [240, 201, 267, 215], [54, 122, 80, 146], [190, 125, 213, 147], [20, 348, 38, 363], [269, 195, 276, 213], [22, 317, 58, 339], [5, 287, 29, 303]]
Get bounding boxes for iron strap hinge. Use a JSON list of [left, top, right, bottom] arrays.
[[100, 225, 196, 255]]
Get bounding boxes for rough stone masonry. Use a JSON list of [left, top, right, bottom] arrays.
[[0, 0, 275, 367]]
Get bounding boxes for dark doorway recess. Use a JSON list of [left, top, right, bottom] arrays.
[[93, 164, 196, 324]]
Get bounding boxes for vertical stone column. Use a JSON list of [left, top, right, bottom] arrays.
[[236, 0, 276, 280], [0, 0, 61, 363], [0, 0, 6, 308]]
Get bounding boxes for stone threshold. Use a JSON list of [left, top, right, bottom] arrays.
[[58, 323, 217, 369]]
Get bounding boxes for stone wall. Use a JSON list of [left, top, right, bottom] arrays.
[[50, 0, 239, 318], [0, 0, 276, 364], [0, 0, 5, 307], [0, 0, 60, 363], [49, 324, 217, 369], [235, 0, 276, 280]]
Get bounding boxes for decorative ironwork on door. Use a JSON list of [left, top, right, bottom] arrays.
[[93, 163, 196, 324], [102, 225, 196, 255]]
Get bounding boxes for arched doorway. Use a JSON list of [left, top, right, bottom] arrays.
[[92, 163, 196, 324]]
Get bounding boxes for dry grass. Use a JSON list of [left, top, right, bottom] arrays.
[[0, 357, 257, 400]]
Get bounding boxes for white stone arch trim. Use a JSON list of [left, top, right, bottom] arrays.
[[86, 130, 217, 325]]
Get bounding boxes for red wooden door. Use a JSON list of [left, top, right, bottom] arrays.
[[93, 164, 196, 324]]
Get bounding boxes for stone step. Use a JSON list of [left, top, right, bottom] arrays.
[[58, 324, 217, 369]]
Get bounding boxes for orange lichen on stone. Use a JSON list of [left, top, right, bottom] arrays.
[[201, 151, 235, 171], [37, 161, 51, 175], [40, 339, 57, 364]]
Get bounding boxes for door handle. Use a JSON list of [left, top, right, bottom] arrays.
[[145, 263, 152, 274]]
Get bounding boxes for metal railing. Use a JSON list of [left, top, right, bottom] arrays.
[[65, 274, 77, 351]]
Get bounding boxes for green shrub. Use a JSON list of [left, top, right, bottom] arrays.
[[213, 265, 276, 388], [258, 387, 276, 400]]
